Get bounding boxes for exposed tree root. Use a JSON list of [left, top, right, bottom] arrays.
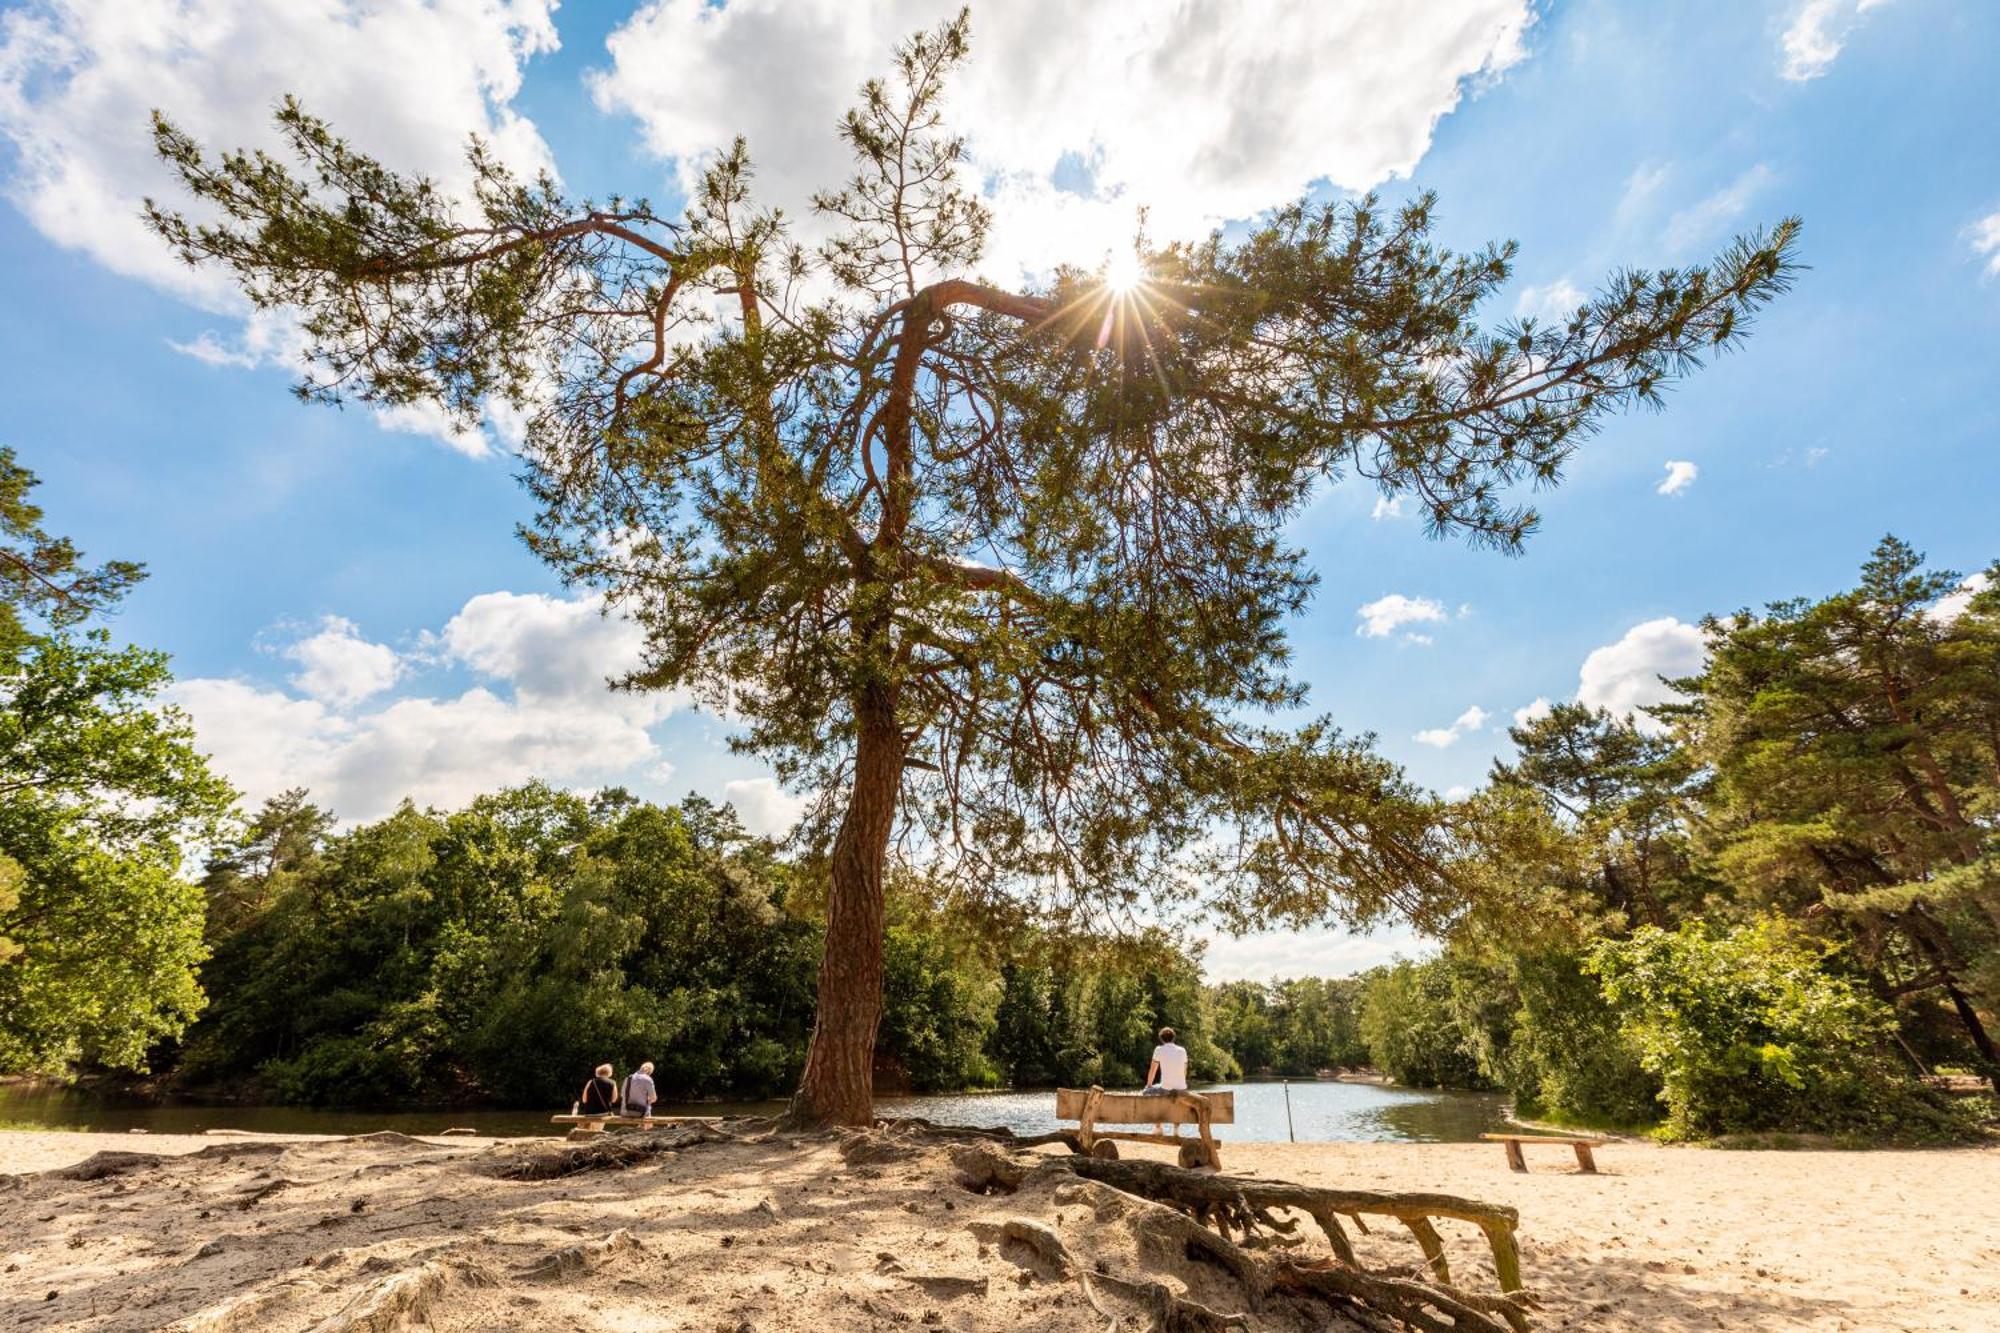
[[486, 1122, 737, 1180], [303, 1258, 469, 1333], [517, 1227, 643, 1280], [46, 1141, 288, 1182], [163, 1279, 324, 1332], [837, 1116, 1079, 1168], [1000, 1215, 1252, 1332], [876, 1115, 1082, 1152], [949, 1141, 1538, 1332], [50, 1151, 165, 1182]]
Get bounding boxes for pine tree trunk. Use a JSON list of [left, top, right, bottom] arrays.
[[789, 684, 904, 1127]]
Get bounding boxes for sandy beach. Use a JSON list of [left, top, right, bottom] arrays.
[[1, 1125, 1993, 1331]]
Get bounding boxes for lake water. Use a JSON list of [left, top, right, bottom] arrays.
[[0, 1079, 1507, 1143]]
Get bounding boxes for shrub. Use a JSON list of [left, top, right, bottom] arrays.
[[1588, 919, 1972, 1141]]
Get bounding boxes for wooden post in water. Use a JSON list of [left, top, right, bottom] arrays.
[[1283, 1078, 1295, 1142]]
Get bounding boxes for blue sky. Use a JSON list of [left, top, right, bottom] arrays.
[[2, 0, 1995, 978]]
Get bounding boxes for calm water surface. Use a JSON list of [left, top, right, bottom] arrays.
[[0, 1080, 1507, 1143]]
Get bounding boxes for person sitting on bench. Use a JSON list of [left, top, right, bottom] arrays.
[[621, 1060, 658, 1118], [578, 1063, 618, 1115], [1141, 1026, 1189, 1135]]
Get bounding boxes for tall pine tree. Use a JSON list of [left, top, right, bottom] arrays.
[[148, 13, 1799, 1123]]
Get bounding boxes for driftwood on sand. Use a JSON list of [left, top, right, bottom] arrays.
[[947, 1137, 1536, 1333]]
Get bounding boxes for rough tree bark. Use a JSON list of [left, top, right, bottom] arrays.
[[790, 681, 906, 1126]]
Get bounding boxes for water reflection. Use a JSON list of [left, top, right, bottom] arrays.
[[0, 1079, 1506, 1143]]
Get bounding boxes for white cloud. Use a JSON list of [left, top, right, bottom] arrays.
[[165, 308, 310, 372], [1356, 593, 1447, 640], [1370, 495, 1408, 521], [1512, 697, 1553, 728], [1779, 0, 1896, 83], [722, 777, 809, 839], [167, 332, 258, 370], [590, 0, 1535, 282], [1665, 163, 1774, 253], [1616, 161, 1672, 224], [1576, 617, 1706, 731], [1969, 211, 2000, 278], [283, 617, 401, 708], [1414, 704, 1490, 748], [170, 589, 688, 824], [0, 0, 557, 457], [1656, 459, 1699, 496], [1933, 572, 1992, 623], [0, 0, 559, 306], [1515, 276, 1584, 322], [373, 401, 497, 460]]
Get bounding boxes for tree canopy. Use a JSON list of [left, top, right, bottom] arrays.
[[0, 453, 233, 1072], [148, 12, 1800, 1122]]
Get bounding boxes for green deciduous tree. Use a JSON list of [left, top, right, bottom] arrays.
[[1589, 919, 1967, 1140], [1358, 958, 1489, 1089], [0, 456, 233, 1073], [1210, 976, 1367, 1076], [148, 13, 1798, 1123]]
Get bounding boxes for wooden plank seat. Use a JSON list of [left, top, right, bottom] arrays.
[[1481, 1131, 1607, 1173], [1055, 1086, 1234, 1169]]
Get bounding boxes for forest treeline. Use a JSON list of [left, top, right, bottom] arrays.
[[183, 782, 1245, 1106], [184, 779, 1402, 1107], [2, 435, 1994, 1140], [177, 781, 1394, 1105]]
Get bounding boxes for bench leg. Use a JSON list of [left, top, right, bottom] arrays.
[[1573, 1143, 1597, 1173], [1503, 1139, 1527, 1172]]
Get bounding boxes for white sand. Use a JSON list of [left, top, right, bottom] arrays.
[[2, 1127, 1993, 1331]]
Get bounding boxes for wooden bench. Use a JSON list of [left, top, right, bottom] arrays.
[[1056, 1086, 1234, 1169], [1481, 1131, 1606, 1173], [549, 1113, 721, 1140]]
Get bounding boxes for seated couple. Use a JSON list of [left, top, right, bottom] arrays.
[[577, 1061, 659, 1118]]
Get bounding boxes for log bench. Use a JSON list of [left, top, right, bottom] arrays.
[[1481, 1131, 1606, 1173], [549, 1113, 722, 1140], [1056, 1086, 1234, 1169]]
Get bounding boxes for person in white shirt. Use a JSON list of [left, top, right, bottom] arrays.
[[620, 1061, 657, 1118], [1143, 1026, 1189, 1136], [1145, 1027, 1189, 1091]]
